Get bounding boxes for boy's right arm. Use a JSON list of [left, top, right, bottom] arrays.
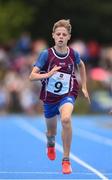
[[29, 65, 61, 81], [29, 66, 48, 81]]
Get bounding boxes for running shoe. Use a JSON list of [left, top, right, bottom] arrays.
[[62, 160, 72, 174], [47, 146, 56, 160]]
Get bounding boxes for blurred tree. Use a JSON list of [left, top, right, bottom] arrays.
[[0, 1, 35, 43], [0, 0, 112, 44], [29, 0, 112, 44]]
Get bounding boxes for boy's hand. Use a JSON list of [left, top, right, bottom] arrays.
[[47, 65, 61, 77], [82, 87, 91, 104]]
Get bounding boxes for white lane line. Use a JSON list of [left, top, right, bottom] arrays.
[[0, 171, 100, 174], [0, 171, 112, 175], [15, 120, 109, 180], [0, 179, 78, 180], [74, 128, 112, 146]]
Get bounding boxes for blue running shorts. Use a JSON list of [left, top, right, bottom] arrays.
[[43, 96, 75, 118]]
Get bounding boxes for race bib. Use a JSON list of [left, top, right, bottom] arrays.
[[46, 72, 71, 95]]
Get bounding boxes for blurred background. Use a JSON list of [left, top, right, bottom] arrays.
[[0, 0, 112, 115]]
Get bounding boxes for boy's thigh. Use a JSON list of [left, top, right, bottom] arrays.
[[43, 102, 59, 119], [59, 96, 75, 118]]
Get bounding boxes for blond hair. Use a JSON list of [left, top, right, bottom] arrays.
[[52, 19, 72, 34]]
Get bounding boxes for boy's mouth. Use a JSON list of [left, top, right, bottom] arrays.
[[58, 40, 63, 43]]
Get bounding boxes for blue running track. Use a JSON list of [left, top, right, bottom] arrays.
[[0, 114, 112, 179]]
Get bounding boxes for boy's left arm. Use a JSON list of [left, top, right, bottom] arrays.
[[78, 60, 91, 104]]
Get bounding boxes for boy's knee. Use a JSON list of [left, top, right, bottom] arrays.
[[61, 116, 71, 127]]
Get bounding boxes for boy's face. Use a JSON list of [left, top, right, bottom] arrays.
[[52, 27, 71, 47]]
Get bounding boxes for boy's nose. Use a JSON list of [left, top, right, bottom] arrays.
[[60, 35, 63, 38]]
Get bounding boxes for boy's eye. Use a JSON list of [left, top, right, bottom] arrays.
[[56, 33, 67, 36], [63, 33, 67, 36]]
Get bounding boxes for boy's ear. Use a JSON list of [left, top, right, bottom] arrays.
[[52, 33, 54, 39], [68, 34, 71, 40]]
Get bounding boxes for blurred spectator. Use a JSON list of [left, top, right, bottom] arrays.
[[20, 85, 39, 115], [0, 82, 10, 114], [3, 69, 41, 114], [4, 70, 23, 112], [13, 32, 31, 55], [70, 39, 87, 61], [0, 47, 9, 65], [91, 91, 112, 113], [0, 47, 10, 80], [32, 39, 48, 54], [86, 40, 101, 67], [100, 46, 112, 71]]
